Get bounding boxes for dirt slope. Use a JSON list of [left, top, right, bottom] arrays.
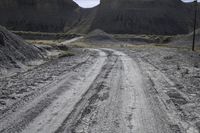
[[0, 0, 199, 35], [0, 0, 80, 32], [0, 26, 43, 75]]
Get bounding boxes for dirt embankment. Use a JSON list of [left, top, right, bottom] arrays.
[[0, 26, 44, 76]]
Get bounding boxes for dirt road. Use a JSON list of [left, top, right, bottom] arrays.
[[0, 49, 195, 133], [59, 37, 83, 45]]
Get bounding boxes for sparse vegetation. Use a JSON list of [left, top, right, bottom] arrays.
[[26, 40, 59, 46], [58, 51, 75, 58], [69, 41, 94, 48], [12, 31, 81, 40], [114, 34, 173, 44]]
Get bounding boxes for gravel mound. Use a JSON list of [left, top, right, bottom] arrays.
[[0, 26, 44, 75], [84, 29, 118, 44]]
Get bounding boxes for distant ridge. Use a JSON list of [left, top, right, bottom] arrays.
[[0, 0, 80, 32], [88, 0, 200, 35], [0, 0, 199, 35]]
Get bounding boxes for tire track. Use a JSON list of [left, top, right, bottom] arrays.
[[55, 51, 118, 133], [0, 49, 106, 133], [0, 54, 92, 120], [18, 49, 107, 133], [1, 49, 183, 133]]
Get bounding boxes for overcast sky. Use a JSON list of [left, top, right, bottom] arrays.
[[181, 0, 200, 2], [73, 0, 199, 8], [73, 0, 100, 8]]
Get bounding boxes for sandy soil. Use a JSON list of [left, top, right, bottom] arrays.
[[124, 47, 200, 133], [1, 44, 200, 133]]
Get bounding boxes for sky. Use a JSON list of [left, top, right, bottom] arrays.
[[73, 0, 100, 8], [181, 0, 200, 2], [73, 0, 199, 8]]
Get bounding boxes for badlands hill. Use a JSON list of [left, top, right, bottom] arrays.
[[0, 0, 80, 32], [89, 0, 200, 35], [0, 0, 199, 35]]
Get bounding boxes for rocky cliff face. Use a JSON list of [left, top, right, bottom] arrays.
[[0, 0, 79, 32], [89, 0, 198, 35]]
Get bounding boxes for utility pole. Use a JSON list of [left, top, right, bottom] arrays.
[[192, 0, 198, 51]]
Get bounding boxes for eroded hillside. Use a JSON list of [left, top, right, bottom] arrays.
[[0, 0, 199, 35], [90, 0, 199, 35], [0, 0, 80, 32], [0, 26, 44, 75]]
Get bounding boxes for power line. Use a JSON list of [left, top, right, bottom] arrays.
[[192, 0, 198, 51]]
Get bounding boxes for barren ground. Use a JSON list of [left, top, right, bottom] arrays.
[[0, 39, 200, 133]]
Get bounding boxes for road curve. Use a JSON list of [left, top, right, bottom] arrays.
[[1, 49, 177, 133]]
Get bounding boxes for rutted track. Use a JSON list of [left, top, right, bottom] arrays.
[[55, 50, 121, 133], [0, 49, 106, 133], [53, 49, 176, 133], [0, 49, 182, 133], [0, 54, 91, 119]]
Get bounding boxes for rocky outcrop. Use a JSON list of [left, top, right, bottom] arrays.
[[0, 0, 79, 32], [89, 0, 199, 35], [0, 25, 44, 73]]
